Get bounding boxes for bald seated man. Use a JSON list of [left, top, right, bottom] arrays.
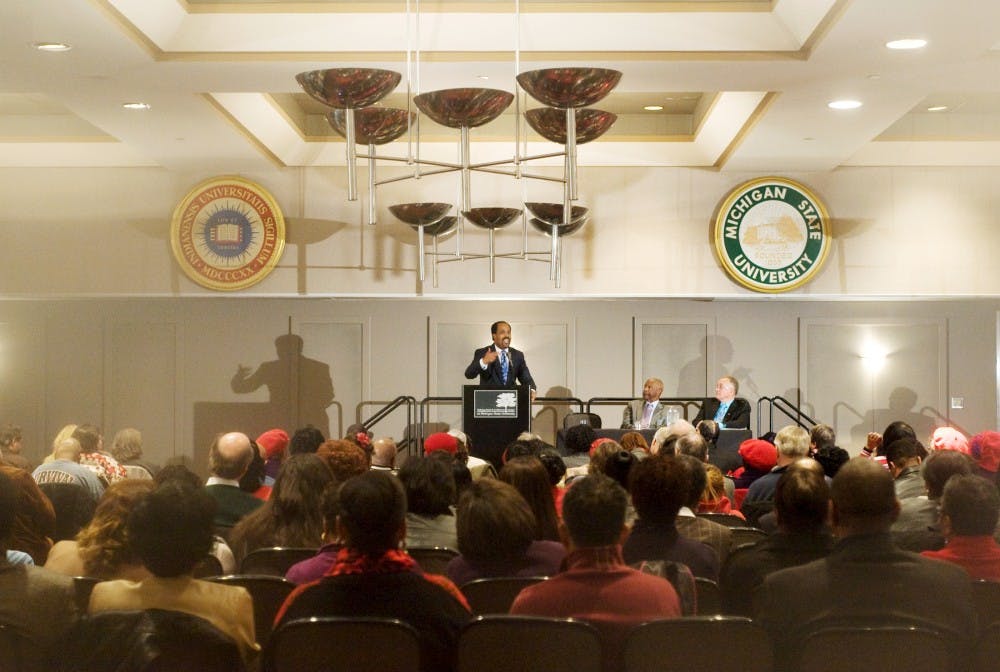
[[755, 458, 976, 670], [371, 437, 398, 472], [205, 432, 263, 527], [31, 437, 105, 503]]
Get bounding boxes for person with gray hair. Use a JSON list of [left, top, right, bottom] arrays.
[[755, 458, 976, 671], [692, 376, 751, 429], [741, 425, 811, 524]]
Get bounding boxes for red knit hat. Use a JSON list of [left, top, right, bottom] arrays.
[[424, 432, 458, 456], [738, 438, 778, 471], [970, 431, 1000, 473], [930, 427, 970, 454], [256, 429, 289, 459]]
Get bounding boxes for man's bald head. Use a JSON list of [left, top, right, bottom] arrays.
[[831, 457, 899, 535], [371, 437, 397, 469], [53, 437, 83, 462], [208, 432, 254, 480]]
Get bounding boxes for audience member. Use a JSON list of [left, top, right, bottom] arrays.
[[238, 438, 271, 501], [563, 424, 597, 469], [39, 481, 97, 544], [343, 425, 373, 465], [288, 425, 326, 456], [499, 456, 561, 542], [447, 479, 565, 586], [741, 426, 810, 524], [511, 474, 681, 672], [619, 431, 650, 459], [720, 461, 833, 616], [285, 481, 343, 584], [884, 437, 927, 500], [931, 426, 970, 454], [45, 479, 154, 581], [0, 423, 32, 471], [323, 439, 369, 483], [73, 423, 127, 486], [109, 428, 156, 479], [692, 376, 750, 429], [808, 423, 837, 456], [696, 419, 720, 451], [731, 438, 777, 489], [861, 419, 917, 466], [675, 454, 733, 567], [204, 432, 264, 527], [256, 428, 289, 485], [622, 454, 719, 580], [229, 454, 334, 564], [399, 456, 459, 550], [371, 436, 398, 472], [698, 463, 744, 519], [891, 450, 973, 552], [274, 471, 471, 672], [447, 429, 495, 480], [537, 448, 568, 516], [969, 431, 1000, 485], [89, 481, 259, 662], [921, 474, 1000, 579], [33, 437, 105, 502], [755, 458, 976, 671], [155, 464, 237, 573], [424, 432, 460, 460], [0, 470, 79, 670], [0, 462, 56, 563]]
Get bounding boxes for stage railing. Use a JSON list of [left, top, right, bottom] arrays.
[[756, 395, 818, 436], [355, 396, 417, 458]]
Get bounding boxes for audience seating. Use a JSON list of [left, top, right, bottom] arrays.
[[696, 512, 748, 528], [193, 554, 224, 578], [72, 576, 101, 612], [971, 579, 1000, 627], [407, 546, 460, 575], [563, 413, 602, 429], [58, 608, 245, 672], [972, 621, 1000, 672], [458, 615, 602, 672], [694, 577, 722, 615], [728, 526, 768, 548], [240, 547, 318, 576], [623, 616, 772, 672], [0, 623, 26, 672], [460, 576, 547, 614], [796, 625, 957, 672], [207, 575, 296, 646], [264, 617, 420, 672]]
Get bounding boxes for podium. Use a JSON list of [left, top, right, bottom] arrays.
[[463, 385, 531, 469]]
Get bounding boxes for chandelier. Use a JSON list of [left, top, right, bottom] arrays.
[[295, 3, 621, 287]]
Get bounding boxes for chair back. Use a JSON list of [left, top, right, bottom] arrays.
[[460, 576, 547, 614], [797, 626, 954, 672], [563, 413, 602, 429], [264, 617, 420, 672], [240, 547, 319, 576], [694, 577, 722, 615], [729, 526, 768, 547], [208, 575, 296, 646], [696, 512, 748, 528], [973, 621, 1000, 672], [192, 554, 224, 578], [407, 546, 459, 575], [73, 576, 102, 611], [0, 623, 26, 672], [623, 616, 772, 672], [972, 579, 1000, 628], [458, 615, 601, 672]]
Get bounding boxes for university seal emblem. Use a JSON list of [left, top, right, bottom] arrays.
[[170, 176, 285, 291], [713, 177, 830, 293]]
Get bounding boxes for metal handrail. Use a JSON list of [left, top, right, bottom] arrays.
[[355, 396, 417, 457], [756, 395, 819, 436]]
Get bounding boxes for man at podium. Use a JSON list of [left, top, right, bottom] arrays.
[[464, 320, 536, 401]]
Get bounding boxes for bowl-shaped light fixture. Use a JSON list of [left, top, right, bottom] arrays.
[[327, 107, 413, 145], [517, 68, 622, 108], [296, 68, 401, 109], [413, 88, 514, 129], [389, 203, 452, 226], [462, 207, 522, 229], [524, 108, 617, 144]]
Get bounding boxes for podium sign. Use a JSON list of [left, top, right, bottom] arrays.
[[463, 385, 530, 469]]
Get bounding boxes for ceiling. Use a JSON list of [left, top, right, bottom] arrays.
[[1, 0, 999, 173]]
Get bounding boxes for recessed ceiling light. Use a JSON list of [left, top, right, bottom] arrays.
[[886, 38, 927, 50], [122, 102, 151, 111], [643, 105, 663, 111], [926, 105, 948, 112], [477, 75, 489, 80], [828, 99, 862, 110], [32, 42, 72, 52]]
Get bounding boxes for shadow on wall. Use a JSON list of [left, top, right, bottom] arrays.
[[676, 335, 757, 399], [849, 386, 939, 448], [192, 333, 336, 476], [533, 385, 576, 446]]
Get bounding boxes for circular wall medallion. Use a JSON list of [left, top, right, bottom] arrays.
[[713, 177, 830, 293], [170, 176, 285, 291]]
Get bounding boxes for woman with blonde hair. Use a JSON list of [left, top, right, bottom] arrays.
[[45, 479, 154, 580]]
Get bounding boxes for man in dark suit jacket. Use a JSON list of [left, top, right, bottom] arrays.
[[755, 458, 976, 671], [204, 431, 264, 527], [464, 321, 536, 399], [692, 375, 751, 429]]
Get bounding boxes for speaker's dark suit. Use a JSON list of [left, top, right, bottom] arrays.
[[693, 397, 751, 429], [464, 345, 535, 390]]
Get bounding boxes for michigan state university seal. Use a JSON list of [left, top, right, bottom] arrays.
[[171, 176, 285, 291], [713, 177, 830, 293]]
